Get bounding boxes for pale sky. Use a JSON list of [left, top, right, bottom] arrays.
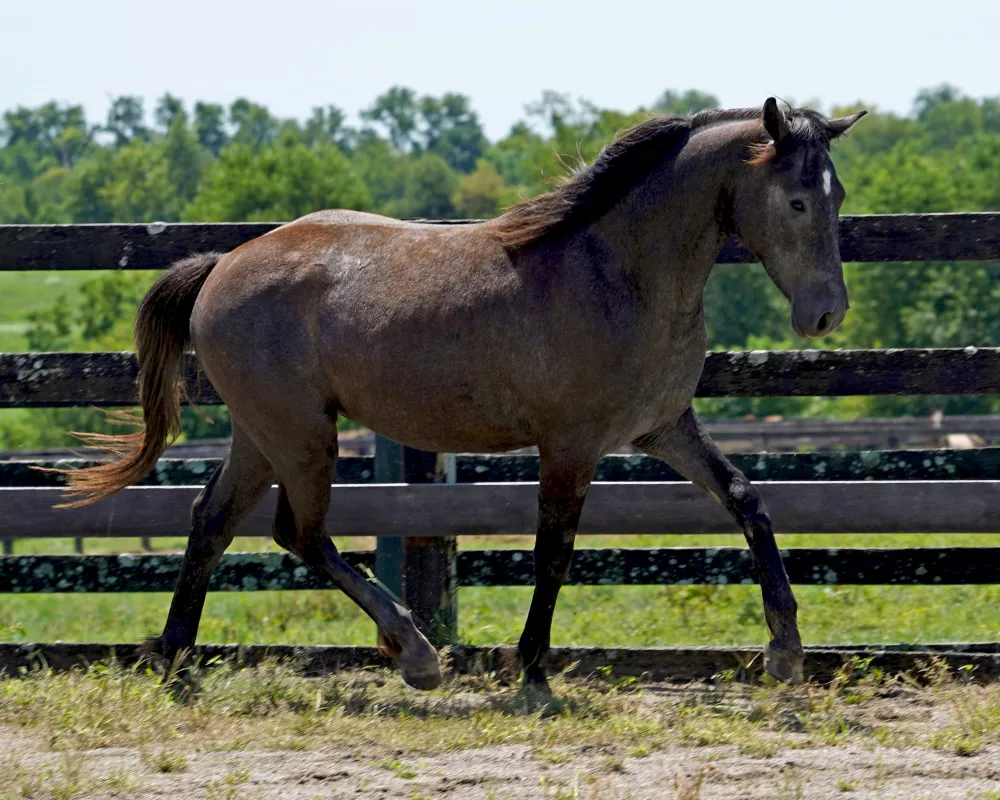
[[4, 0, 999, 140]]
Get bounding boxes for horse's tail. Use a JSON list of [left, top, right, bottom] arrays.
[[53, 252, 224, 508]]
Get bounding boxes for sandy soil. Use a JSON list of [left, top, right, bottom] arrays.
[[5, 733, 1000, 799]]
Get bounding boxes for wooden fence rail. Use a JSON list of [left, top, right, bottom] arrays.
[[2, 214, 999, 270], [2, 214, 1000, 667], [6, 448, 1000, 486], [1, 547, 998, 593], [6, 480, 1000, 538], [4, 348, 1000, 407], [6, 642, 1000, 684]]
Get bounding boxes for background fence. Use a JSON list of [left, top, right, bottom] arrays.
[[2, 214, 1000, 680]]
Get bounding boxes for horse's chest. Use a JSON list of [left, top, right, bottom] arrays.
[[626, 353, 703, 423], [579, 333, 705, 441]]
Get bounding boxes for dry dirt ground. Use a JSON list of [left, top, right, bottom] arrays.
[[6, 739, 1000, 799], [2, 661, 1000, 799]]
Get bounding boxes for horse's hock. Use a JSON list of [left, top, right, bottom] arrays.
[[2, 216, 1000, 681]]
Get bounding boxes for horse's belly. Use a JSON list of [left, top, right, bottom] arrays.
[[339, 388, 537, 454]]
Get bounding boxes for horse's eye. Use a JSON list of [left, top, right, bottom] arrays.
[[790, 199, 806, 213]]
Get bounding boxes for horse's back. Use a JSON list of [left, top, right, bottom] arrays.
[[190, 209, 538, 450], [283, 209, 413, 229]]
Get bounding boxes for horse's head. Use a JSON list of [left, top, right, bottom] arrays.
[[730, 98, 866, 339]]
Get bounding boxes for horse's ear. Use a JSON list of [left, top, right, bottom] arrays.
[[825, 109, 868, 140], [762, 97, 789, 143]]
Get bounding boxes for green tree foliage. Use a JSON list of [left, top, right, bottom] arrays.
[[228, 98, 280, 150], [652, 89, 720, 115], [193, 102, 229, 155], [361, 87, 486, 173], [361, 86, 420, 151], [104, 96, 149, 147], [452, 160, 517, 218], [392, 153, 458, 219], [185, 132, 370, 222]]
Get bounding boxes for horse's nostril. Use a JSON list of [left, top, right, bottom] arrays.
[[817, 311, 833, 333]]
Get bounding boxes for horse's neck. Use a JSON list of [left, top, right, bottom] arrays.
[[592, 136, 740, 316]]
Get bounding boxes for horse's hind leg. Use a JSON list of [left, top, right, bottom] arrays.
[[634, 407, 804, 683], [148, 423, 274, 664], [271, 436, 442, 690]]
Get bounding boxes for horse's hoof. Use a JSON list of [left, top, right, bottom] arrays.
[[399, 641, 442, 690], [140, 635, 173, 664], [379, 631, 442, 690], [764, 642, 804, 684], [519, 677, 552, 701], [401, 657, 443, 690], [518, 678, 562, 715]]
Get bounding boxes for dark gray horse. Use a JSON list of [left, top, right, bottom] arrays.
[[59, 98, 865, 692]]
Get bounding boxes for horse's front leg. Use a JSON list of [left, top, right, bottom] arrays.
[[634, 407, 803, 683], [517, 448, 599, 694]]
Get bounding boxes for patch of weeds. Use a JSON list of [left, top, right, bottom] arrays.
[[538, 776, 576, 799], [778, 766, 804, 800], [927, 683, 1000, 756], [204, 769, 252, 800], [927, 727, 984, 756], [675, 703, 779, 757], [873, 753, 886, 790], [915, 656, 954, 689], [0, 662, 180, 750], [600, 754, 626, 773], [832, 656, 888, 701], [0, 754, 98, 800], [534, 747, 572, 764], [739, 736, 779, 758], [594, 665, 641, 694], [673, 765, 714, 800], [871, 724, 908, 748], [375, 758, 419, 779], [142, 748, 188, 773], [104, 769, 142, 792], [626, 744, 649, 758], [837, 779, 857, 792]]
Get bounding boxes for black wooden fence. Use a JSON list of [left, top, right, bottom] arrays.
[[2, 215, 1000, 679]]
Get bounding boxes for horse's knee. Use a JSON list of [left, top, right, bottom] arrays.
[[725, 476, 771, 533]]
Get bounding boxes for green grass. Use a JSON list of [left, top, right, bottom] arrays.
[[3, 532, 1000, 648], [0, 271, 112, 352], [0, 658, 996, 757]]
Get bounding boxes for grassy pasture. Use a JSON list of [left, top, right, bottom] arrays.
[[2, 533, 999, 649]]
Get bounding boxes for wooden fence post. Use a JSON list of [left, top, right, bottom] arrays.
[[373, 436, 458, 646], [1, 539, 12, 556], [402, 452, 458, 646]]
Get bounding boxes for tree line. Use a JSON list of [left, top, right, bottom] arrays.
[[2, 84, 999, 447]]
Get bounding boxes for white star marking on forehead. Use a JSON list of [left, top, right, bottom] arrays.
[[822, 168, 832, 196]]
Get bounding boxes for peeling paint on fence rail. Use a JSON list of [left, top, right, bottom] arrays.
[[5, 348, 1000, 407]]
